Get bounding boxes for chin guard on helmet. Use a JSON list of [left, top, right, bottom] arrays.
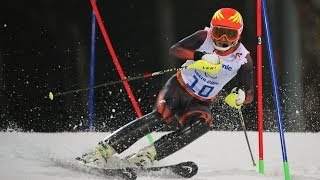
[[212, 38, 239, 51]]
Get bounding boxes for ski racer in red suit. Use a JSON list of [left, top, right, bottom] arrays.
[[78, 7, 254, 168]]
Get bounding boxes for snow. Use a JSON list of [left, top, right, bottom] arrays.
[[0, 131, 319, 180]]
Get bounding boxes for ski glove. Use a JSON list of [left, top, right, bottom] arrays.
[[224, 87, 246, 110], [188, 52, 222, 74], [187, 60, 222, 74], [194, 51, 220, 64], [201, 54, 220, 65]]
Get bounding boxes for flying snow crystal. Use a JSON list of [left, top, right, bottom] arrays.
[[159, 100, 166, 104]]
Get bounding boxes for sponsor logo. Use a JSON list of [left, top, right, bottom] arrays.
[[222, 64, 233, 71], [204, 72, 217, 79], [234, 52, 242, 58], [182, 166, 193, 173]]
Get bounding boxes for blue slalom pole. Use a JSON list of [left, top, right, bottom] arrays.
[[261, 0, 291, 179], [88, 1, 97, 132]]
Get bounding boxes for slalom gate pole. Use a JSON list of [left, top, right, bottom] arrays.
[[89, 0, 155, 143], [256, 0, 265, 174], [238, 109, 256, 167], [88, 0, 97, 131], [261, 0, 291, 179]]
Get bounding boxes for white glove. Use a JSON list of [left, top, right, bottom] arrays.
[[232, 87, 246, 105], [224, 87, 246, 109], [201, 54, 220, 65]]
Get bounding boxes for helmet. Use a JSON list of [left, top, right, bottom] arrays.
[[210, 8, 243, 51]]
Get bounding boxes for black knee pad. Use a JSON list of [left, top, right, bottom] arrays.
[[178, 110, 213, 127]]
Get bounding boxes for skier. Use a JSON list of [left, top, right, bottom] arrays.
[[78, 7, 254, 169]]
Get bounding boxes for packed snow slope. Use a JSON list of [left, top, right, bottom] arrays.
[[0, 131, 319, 180]]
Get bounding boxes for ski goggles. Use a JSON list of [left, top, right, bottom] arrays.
[[211, 26, 239, 42]]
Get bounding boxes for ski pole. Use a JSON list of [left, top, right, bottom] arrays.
[[48, 67, 183, 100], [47, 60, 221, 100], [238, 108, 256, 167]]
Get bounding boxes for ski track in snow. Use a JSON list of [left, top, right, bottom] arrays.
[[0, 131, 319, 180]]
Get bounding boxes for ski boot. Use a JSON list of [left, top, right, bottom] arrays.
[[77, 141, 116, 167], [127, 144, 157, 169]]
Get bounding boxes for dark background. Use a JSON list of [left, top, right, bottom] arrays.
[[0, 0, 319, 132]]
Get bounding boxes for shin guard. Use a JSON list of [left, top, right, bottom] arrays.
[[154, 118, 210, 160], [104, 111, 165, 153]]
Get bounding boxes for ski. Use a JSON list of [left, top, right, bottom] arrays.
[[137, 161, 198, 178], [76, 157, 197, 179], [84, 165, 137, 180], [75, 157, 137, 180], [88, 166, 137, 180]]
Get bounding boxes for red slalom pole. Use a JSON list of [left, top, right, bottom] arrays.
[[89, 0, 154, 142], [256, 0, 264, 174]]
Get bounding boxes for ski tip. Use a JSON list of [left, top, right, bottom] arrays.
[[174, 161, 198, 178]]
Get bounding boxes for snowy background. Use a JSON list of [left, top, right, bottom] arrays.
[[1, 131, 319, 180]]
